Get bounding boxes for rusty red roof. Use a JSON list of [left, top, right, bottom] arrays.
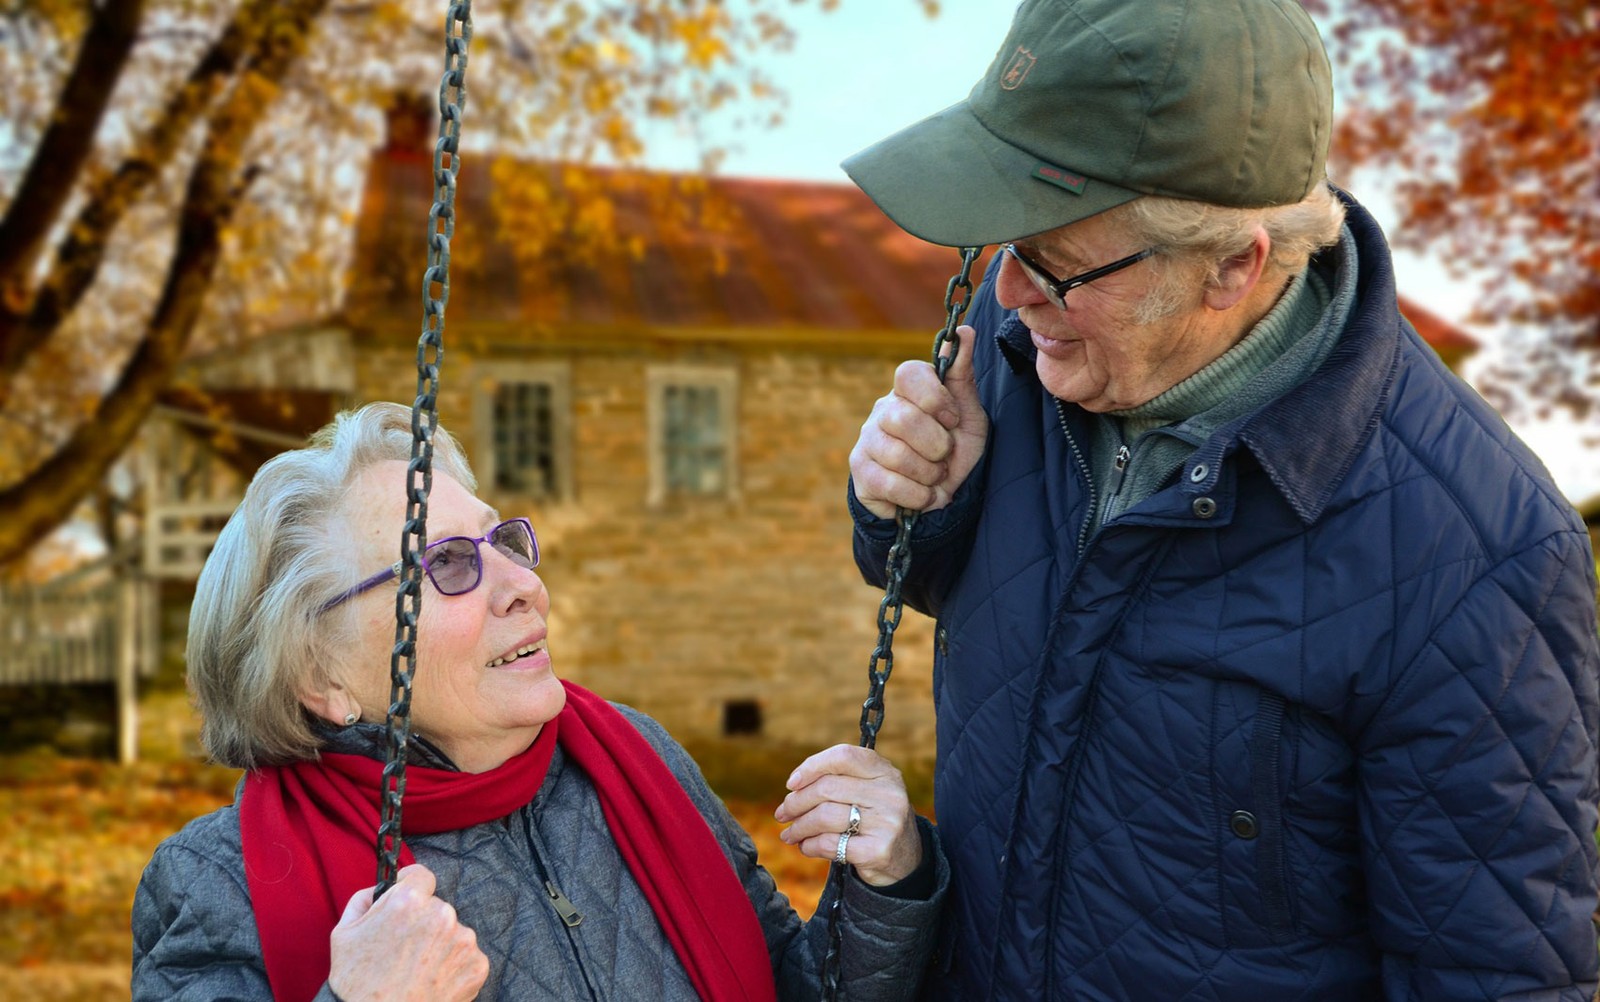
[[349, 151, 994, 336], [347, 144, 1476, 359]]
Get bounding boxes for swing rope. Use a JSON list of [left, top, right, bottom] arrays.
[[375, 0, 473, 898], [819, 244, 982, 1000]]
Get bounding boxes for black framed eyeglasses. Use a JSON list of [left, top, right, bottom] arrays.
[[320, 517, 540, 612], [1003, 243, 1157, 311]]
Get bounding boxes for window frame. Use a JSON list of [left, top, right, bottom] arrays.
[[473, 360, 574, 502], [646, 363, 739, 505]]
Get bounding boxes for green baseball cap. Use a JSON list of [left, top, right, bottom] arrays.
[[842, 0, 1333, 247]]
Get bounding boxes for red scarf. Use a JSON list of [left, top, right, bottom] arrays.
[[240, 681, 777, 1002]]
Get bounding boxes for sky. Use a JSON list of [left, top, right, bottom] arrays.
[[639, 0, 1600, 505]]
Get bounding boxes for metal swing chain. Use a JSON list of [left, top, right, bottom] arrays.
[[376, 0, 474, 898], [819, 245, 982, 999]]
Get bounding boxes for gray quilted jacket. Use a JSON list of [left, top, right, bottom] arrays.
[[132, 704, 947, 1000]]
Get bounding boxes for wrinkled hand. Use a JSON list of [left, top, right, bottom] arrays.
[[775, 745, 921, 887], [329, 864, 488, 1002], [849, 327, 988, 520]]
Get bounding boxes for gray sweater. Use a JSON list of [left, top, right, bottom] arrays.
[[131, 704, 947, 1000]]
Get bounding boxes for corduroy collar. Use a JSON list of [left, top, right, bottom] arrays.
[[1234, 193, 1401, 524]]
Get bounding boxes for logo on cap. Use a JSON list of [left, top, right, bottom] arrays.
[[1000, 47, 1036, 91], [1032, 163, 1087, 195]]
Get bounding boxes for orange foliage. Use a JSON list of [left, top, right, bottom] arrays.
[[1305, 0, 1600, 414], [0, 0, 834, 567]]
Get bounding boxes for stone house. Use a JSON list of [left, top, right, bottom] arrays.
[[131, 108, 1481, 768]]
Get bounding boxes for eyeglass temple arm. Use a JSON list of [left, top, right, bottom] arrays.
[[319, 561, 404, 613], [1062, 247, 1158, 292]]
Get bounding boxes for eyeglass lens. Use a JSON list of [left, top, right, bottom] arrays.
[[425, 520, 538, 595]]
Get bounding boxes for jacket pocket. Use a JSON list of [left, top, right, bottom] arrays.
[[1249, 690, 1295, 939]]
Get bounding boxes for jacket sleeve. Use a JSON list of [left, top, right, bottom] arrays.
[[132, 831, 341, 1002], [622, 708, 950, 1002], [1355, 528, 1600, 1001], [849, 464, 986, 619]]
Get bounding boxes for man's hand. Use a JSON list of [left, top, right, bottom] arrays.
[[850, 327, 988, 519]]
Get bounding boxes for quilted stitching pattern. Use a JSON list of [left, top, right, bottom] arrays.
[[853, 206, 1600, 1001]]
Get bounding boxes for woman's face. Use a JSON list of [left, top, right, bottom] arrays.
[[327, 460, 566, 772]]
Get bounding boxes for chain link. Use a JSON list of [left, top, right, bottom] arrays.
[[820, 245, 982, 999], [375, 0, 473, 898]]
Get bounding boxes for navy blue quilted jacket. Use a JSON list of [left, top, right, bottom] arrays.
[[850, 195, 1600, 1001]]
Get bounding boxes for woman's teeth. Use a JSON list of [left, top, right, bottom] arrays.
[[485, 642, 543, 668]]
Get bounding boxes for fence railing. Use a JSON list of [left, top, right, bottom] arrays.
[[0, 558, 159, 762]]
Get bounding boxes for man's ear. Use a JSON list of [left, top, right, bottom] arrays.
[[1204, 227, 1271, 312]]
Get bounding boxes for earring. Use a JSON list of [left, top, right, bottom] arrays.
[[344, 710, 360, 726]]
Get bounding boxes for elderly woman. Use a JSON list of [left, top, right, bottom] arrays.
[[132, 402, 946, 1002]]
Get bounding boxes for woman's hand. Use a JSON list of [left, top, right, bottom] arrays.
[[775, 745, 922, 887], [328, 864, 489, 1001]]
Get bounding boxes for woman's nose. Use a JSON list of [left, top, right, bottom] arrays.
[[486, 547, 548, 616], [994, 250, 1047, 311]]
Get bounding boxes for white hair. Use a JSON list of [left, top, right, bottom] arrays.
[[1107, 182, 1347, 323], [187, 402, 476, 769]]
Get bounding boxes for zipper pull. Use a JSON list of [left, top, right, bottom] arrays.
[[545, 879, 584, 927], [1111, 445, 1131, 491]]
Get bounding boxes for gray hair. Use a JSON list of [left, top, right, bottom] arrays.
[[187, 402, 477, 769], [1107, 182, 1347, 323]]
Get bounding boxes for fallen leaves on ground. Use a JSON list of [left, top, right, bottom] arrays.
[[0, 751, 838, 996]]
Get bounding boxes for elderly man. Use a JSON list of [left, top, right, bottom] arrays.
[[843, 0, 1600, 999]]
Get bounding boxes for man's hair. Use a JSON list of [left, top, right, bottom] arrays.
[[187, 402, 476, 769], [1109, 182, 1347, 323]]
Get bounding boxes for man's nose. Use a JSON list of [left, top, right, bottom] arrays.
[[995, 250, 1047, 311]]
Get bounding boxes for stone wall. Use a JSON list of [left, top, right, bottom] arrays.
[[351, 336, 940, 768]]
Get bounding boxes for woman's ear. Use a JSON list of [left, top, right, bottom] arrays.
[[1204, 227, 1272, 312], [299, 678, 357, 727]]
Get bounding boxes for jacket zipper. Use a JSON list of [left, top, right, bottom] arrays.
[[990, 398, 1104, 1001], [546, 879, 585, 927], [1111, 444, 1130, 489], [1055, 398, 1097, 556], [516, 813, 603, 1000]]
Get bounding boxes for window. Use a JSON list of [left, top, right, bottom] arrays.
[[474, 362, 572, 500], [723, 700, 763, 737], [647, 365, 737, 503]]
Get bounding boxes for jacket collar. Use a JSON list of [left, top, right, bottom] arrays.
[[995, 190, 1403, 527], [1235, 193, 1401, 524]]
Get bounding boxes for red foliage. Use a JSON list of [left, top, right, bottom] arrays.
[[1305, 0, 1600, 413]]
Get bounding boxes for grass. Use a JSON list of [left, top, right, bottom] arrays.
[[0, 689, 930, 1000]]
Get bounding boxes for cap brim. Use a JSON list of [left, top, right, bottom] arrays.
[[841, 101, 1142, 247]]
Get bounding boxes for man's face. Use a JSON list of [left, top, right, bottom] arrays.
[[995, 213, 1216, 413]]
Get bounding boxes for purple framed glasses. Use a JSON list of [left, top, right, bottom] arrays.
[[1003, 243, 1156, 311], [320, 517, 539, 612]]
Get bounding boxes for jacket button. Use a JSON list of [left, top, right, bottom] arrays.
[[1229, 810, 1259, 839], [1192, 496, 1217, 518], [936, 627, 949, 656]]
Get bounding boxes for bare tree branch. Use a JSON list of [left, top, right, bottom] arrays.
[[0, 0, 145, 312], [0, 0, 331, 565], [0, 0, 289, 382]]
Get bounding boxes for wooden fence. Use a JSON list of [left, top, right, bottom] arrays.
[[0, 559, 159, 763]]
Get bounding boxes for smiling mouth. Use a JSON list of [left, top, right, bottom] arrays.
[[485, 641, 546, 668]]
